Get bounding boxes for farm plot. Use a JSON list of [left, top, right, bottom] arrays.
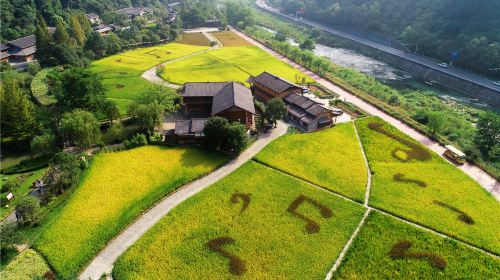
[[212, 31, 252, 46], [254, 122, 368, 202], [355, 116, 500, 254], [35, 146, 226, 278], [30, 68, 56, 106], [91, 42, 210, 113], [160, 45, 311, 85], [178, 32, 211, 46], [333, 211, 500, 279], [113, 161, 365, 279], [0, 249, 51, 280]]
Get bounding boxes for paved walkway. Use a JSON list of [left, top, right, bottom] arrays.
[[141, 31, 222, 89], [79, 122, 288, 280], [232, 29, 500, 201]]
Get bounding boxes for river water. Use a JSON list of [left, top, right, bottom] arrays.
[[257, 26, 498, 112]]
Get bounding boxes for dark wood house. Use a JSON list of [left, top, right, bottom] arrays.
[[284, 93, 334, 131], [178, 81, 256, 132], [1, 28, 55, 64], [174, 118, 208, 144], [247, 71, 304, 102]]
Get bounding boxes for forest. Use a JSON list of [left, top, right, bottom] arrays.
[[269, 0, 500, 79]]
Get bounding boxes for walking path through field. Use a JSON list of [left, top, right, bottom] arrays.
[[232, 29, 500, 201], [79, 122, 288, 280], [141, 30, 223, 89]]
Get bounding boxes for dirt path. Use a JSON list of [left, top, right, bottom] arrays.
[[79, 122, 288, 280], [232, 29, 500, 201]]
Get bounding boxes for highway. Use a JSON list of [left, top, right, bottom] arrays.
[[255, 0, 500, 94]]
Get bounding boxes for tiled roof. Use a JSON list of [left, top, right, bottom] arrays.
[[181, 82, 229, 97], [248, 71, 301, 93], [212, 82, 255, 115], [284, 93, 331, 125], [116, 7, 151, 16], [86, 13, 99, 19], [10, 45, 36, 56], [175, 118, 208, 135], [7, 35, 36, 49]]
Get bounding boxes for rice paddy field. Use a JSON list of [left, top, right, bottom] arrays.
[[113, 161, 365, 279], [91, 42, 210, 113], [0, 249, 51, 280], [178, 32, 212, 46], [355, 116, 500, 254], [212, 31, 252, 46], [254, 122, 368, 202], [35, 146, 226, 278], [160, 45, 312, 85], [333, 211, 500, 279]]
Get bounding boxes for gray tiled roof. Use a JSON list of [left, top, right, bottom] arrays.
[[175, 118, 208, 135], [212, 82, 255, 115], [10, 45, 36, 56], [86, 13, 99, 19], [284, 93, 331, 125], [7, 35, 36, 49], [248, 71, 301, 93], [191, 118, 208, 133], [181, 82, 229, 97], [116, 7, 151, 16]]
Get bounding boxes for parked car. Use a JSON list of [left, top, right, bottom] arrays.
[[438, 63, 449, 68], [332, 108, 344, 116], [493, 81, 500, 86]]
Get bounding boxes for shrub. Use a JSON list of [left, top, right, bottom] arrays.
[[124, 133, 148, 149], [1, 180, 18, 193], [30, 132, 56, 156], [149, 132, 163, 145], [16, 196, 40, 225], [44, 152, 82, 195]]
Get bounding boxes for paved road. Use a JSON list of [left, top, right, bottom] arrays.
[[79, 122, 288, 280], [141, 30, 222, 89], [233, 29, 500, 201], [256, 0, 500, 95]]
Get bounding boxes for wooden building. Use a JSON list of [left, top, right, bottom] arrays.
[[178, 81, 256, 131], [116, 7, 152, 21], [284, 93, 334, 131], [1, 28, 55, 64], [174, 118, 208, 144], [247, 71, 304, 102]]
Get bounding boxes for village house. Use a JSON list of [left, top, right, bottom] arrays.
[[93, 24, 113, 36], [248, 71, 333, 132], [116, 7, 152, 21], [247, 71, 304, 102], [1, 28, 55, 64], [174, 82, 256, 142], [284, 93, 334, 131], [86, 13, 101, 24]]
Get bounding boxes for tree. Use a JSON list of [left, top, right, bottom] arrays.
[[135, 102, 163, 134], [265, 98, 287, 127], [16, 196, 40, 225], [139, 85, 180, 113], [0, 223, 22, 254], [104, 101, 120, 124], [44, 152, 81, 194], [299, 38, 315, 51], [427, 111, 446, 136], [69, 14, 85, 45], [204, 116, 229, 150], [54, 20, 70, 44], [224, 122, 248, 153], [0, 71, 37, 139], [34, 15, 53, 65], [60, 109, 100, 149], [52, 67, 106, 114], [104, 33, 122, 55], [475, 112, 500, 156], [85, 31, 107, 57], [31, 132, 56, 155]]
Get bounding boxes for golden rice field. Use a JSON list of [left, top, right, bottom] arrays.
[[355, 116, 500, 254], [178, 32, 212, 46], [0, 249, 51, 280], [254, 122, 368, 202], [113, 161, 365, 279], [212, 31, 252, 46], [35, 146, 226, 278]]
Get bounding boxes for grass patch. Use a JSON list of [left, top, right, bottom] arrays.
[[355, 116, 500, 254], [30, 68, 56, 106], [212, 31, 252, 46], [333, 211, 500, 279], [34, 146, 226, 278], [113, 161, 365, 279], [161, 45, 312, 85], [0, 249, 52, 280], [178, 32, 211, 46], [254, 122, 367, 201], [91, 42, 210, 113], [0, 168, 47, 220]]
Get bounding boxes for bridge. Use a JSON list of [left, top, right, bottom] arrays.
[[255, 0, 500, 107]]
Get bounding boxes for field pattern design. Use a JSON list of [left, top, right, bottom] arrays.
[[355, 116, 500, 254]]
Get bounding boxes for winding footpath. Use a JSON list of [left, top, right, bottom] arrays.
[[232, 29, 500, 201], [79, 122, 288, 280]]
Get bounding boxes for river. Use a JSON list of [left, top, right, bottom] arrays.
[[257, 26, 498, 113]]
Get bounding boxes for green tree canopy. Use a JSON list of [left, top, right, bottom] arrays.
[[60, 109, 100, 149], [265, 98, 287, 127], [475, 112, 500, 156]]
